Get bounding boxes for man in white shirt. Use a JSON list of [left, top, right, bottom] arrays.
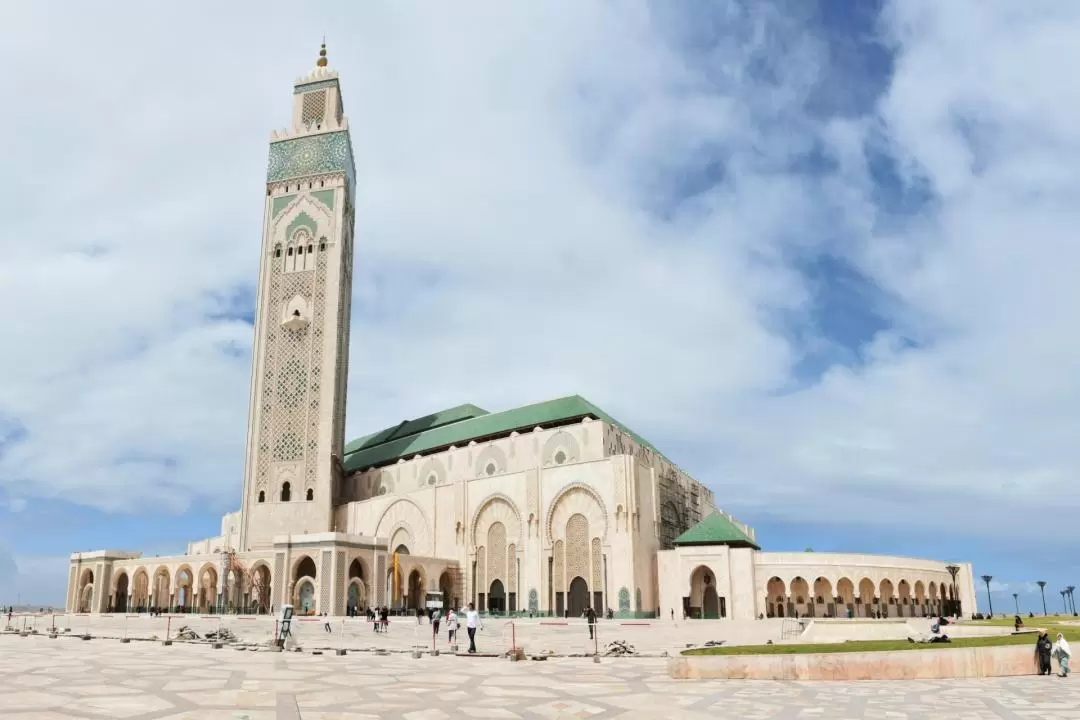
[[464, 603, 483, 653]]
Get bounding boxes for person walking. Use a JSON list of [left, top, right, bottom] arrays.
[[585, 606, 597, 640], [1053, 632, 1072, 677], [1036, 632, 1054, 675], [465, 603, 483, 654], [446, 608, 458, 647], [432, 608, 442, 638]]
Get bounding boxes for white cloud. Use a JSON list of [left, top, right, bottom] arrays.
[[0, 0, 1078, 546]]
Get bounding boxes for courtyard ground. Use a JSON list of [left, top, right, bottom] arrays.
[[2, 633, 1079, 719]]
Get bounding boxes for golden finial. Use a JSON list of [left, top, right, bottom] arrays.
[[317, 40, 328, 68]]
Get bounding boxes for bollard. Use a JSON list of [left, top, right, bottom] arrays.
[[335, 649, 347, 656]]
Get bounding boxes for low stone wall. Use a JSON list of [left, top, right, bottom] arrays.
[[669, 644, 1038, 680]]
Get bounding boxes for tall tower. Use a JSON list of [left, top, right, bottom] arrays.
[[239, 45, 356, 551]]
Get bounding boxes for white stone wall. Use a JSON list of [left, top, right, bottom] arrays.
[[336, 418, 696, 613]]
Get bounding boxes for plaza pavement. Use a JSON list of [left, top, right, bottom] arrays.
[[2, 632, 1079, 719], [5, 613, 995, 657]]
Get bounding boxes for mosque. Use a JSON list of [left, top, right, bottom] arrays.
[[66, 49, 977, 622]]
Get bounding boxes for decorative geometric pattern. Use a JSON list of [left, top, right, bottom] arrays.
[[319, 551, 332, 613], [274, 553, 285, 607], [552, 540, 564, 593], [565, 514, 589, 587], [6, 635, 1080, 718], [635, 587, 642, 611], [267, 131, 355, 188], [528, 587, 538, 611], [475, 546, 486, 596], [507, 544, 517, 592], [376, 554, 386, 605], [334, 551, 346, 615], [590, 538, 602, 588], [301, 89, 327, 126], [487, 522, 506, 586], [618, 587, 630, 611]]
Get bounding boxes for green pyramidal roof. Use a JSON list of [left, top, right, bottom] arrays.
[[342, 395, 670, 473], [673, 512, 759, 549]]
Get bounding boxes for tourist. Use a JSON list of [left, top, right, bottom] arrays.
[[446, 608, 458, 646], [432, 608, 441, 637], [380, 606, 389, 632], [585, 606, 597, 640], [1014, 615, 1024, 632], [1036, 632, 1053, 675], [1053, 633, 1071, 677], [465, 602, 482, 653]]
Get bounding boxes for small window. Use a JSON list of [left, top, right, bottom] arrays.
[[428, 474, 437, 486], [307, 244, 313, 254], [297, 246, 304, 255], [281, 481, 291, 502], [319, 242, 326, 251], [274, 246, 281, 258], [554, 450, 566, 465], [287, 248, 294, 256], [306, 488, 314, 501], [485, 462, 496, 476], [257, 490, 265, 503]]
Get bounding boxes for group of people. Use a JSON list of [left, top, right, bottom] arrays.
[[360, 603, 484, 653], [1035, 631, 1071, 677]]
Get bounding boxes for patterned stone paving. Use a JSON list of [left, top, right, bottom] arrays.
[[1, 635, 1078, 719]]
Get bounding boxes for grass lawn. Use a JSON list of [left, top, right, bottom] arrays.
[[683, 628, 1080, 656], [971, 614, 1077, 628]]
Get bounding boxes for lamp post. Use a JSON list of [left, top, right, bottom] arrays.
[[1067, 586, 1076, 615], [1062, 590, 1069, 614], [946, 565, 960, 617], [980, 575, 993, 617], [1013, 592, 1019, 614], [1036, 581, 1047, 616]]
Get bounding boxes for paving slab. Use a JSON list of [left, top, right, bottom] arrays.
[[2, 634, 1079, 718]]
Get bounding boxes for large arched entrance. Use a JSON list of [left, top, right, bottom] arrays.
[[489, 579, 506, 613], [114, 572, 129, 613], [568, 576, 589, 617], [293, 556, 317, 615], [197, 565, 218, 612], [688, 566, 722, 619], [77, 569, 94, 612]]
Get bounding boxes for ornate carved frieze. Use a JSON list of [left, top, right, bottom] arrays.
[[267, 131, 355, 187]]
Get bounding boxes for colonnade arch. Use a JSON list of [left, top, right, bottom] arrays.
[[763, 572, 955, 618]]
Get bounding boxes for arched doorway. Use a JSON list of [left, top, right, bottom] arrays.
[[293, 555, 317, 615], [568, 576, 589, 617], [489, 579, 506, 613], [407, 569, 424, 611], [175, 568, 193, 611], [197, 565, 218, 613], [132, 569, 149, 611], [114, 572, 129, 613], [251, 564, 272, 613], [689, 566, 722, 619], [77, 569, 94, 612], [348, 580, 366, 614], [295, 580, 316, 614], [439, 571, 455, 610]]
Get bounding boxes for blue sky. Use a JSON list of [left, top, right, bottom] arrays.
[[1, 0, 1078, 611]]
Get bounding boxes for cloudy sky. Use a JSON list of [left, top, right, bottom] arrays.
[[0, 0, 1077, 612]]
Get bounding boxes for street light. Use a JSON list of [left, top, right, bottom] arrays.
[[946, 565, 960, 617], [1067, 586, 1076, 615], [1062, 590, 1069, 614], [981, 575, 994, 617], [1013, 592, 1019, 614], [1036, 581, 1048, 616]]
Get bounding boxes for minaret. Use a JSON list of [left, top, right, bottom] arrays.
[[239, 44, 356, 551]]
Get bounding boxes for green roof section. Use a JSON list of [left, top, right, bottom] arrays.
[[344, 404, 489, 455], [342, 395, 673, 473], [673, 513, 759, 549]]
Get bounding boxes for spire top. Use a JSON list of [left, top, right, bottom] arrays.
[[317, 40, 328, 68]]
